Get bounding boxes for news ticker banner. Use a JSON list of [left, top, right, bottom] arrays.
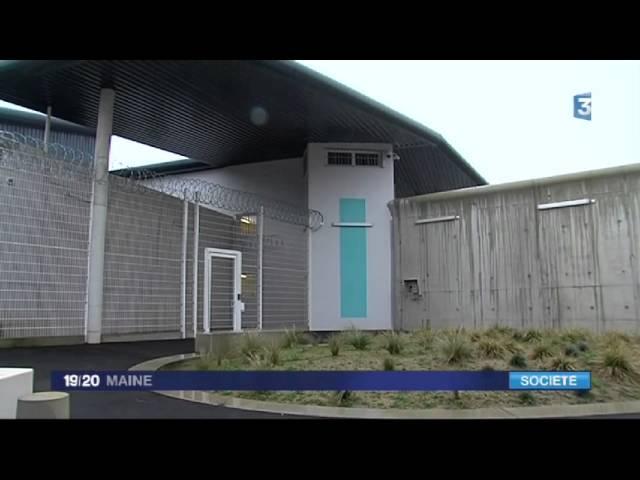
[[51, 371, 591, 392]]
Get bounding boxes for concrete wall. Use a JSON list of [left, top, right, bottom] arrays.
[[308, 142, 394, 331], [390, 164, 640, 333], [163, 157, 306, 207]]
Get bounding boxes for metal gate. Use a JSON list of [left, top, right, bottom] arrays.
[[203, 248, 243, 332]]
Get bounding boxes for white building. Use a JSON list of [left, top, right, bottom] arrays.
[[0, 60, 485, 343]]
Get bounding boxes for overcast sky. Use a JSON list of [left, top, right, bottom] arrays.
[[1, 60, 638, 184], [299, 60, 640, 184]]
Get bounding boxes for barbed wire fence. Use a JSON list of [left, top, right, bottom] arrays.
[[114, 164, 324, 231], [0, 130, 324, 230], [0, 130, 320, 340], [0, 131, 93, 340], [157, 177, 323, 230], [0, 130, 94, 175], [113, 163, 319, 333]]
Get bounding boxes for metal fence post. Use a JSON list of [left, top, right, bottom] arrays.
[[192, 191, 200, 338], [43, 106, 52, 153], [180, 189, 188, 339], [307, 222, 312, 331], [257, 205, 264, 330]]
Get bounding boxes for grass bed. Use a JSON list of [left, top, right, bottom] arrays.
[[162, 327, 640, 409]]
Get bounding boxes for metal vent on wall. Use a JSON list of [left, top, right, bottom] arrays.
[[327, 151, 353, 165], [355, 152, 381, 166], [327, 150, 382, 167]]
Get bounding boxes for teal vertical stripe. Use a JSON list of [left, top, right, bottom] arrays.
[[340, 198, 367, 318]]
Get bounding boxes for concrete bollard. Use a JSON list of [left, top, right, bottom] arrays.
[[16, 392, 70, 419]]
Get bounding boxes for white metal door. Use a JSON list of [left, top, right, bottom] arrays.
[[203, 248, 243, 332]]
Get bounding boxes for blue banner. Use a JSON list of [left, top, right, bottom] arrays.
[[50, 371, 591, 392]]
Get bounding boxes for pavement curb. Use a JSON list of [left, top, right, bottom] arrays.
[[130, 353, 640, 419]]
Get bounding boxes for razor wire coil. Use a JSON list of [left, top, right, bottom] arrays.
[[0, 130, 324, 230]]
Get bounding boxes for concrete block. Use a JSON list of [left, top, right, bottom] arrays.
[[0, 368, 34, 419]]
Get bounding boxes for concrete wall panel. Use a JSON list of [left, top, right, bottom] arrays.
[[392, 165, 640, 332]]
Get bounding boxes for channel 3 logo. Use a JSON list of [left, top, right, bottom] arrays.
[[574, 92, 592, 121]]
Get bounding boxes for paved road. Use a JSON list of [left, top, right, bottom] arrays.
[[0, 340, 303, 418], [1, 339, 637, 419]]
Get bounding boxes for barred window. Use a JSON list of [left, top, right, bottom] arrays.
[[355, 152, 381, 166], [327, 151, 353, 165]]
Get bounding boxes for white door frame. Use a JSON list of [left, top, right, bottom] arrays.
[[203, 247, 243, 333]]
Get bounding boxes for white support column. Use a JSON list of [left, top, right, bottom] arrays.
[[85, 89, 115, 344], [192, 192, 200, 338], [307, 224, 312, 330], [203, 249, 211, 334], [43, 106, 52, 153], [257, 206, 264, 330], [180, 190, 188, 339]]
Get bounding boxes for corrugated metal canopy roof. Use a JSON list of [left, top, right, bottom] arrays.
[[0, 60, 487, 196]]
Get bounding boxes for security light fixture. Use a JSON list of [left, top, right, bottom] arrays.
[[537, 198, 596, 211]]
